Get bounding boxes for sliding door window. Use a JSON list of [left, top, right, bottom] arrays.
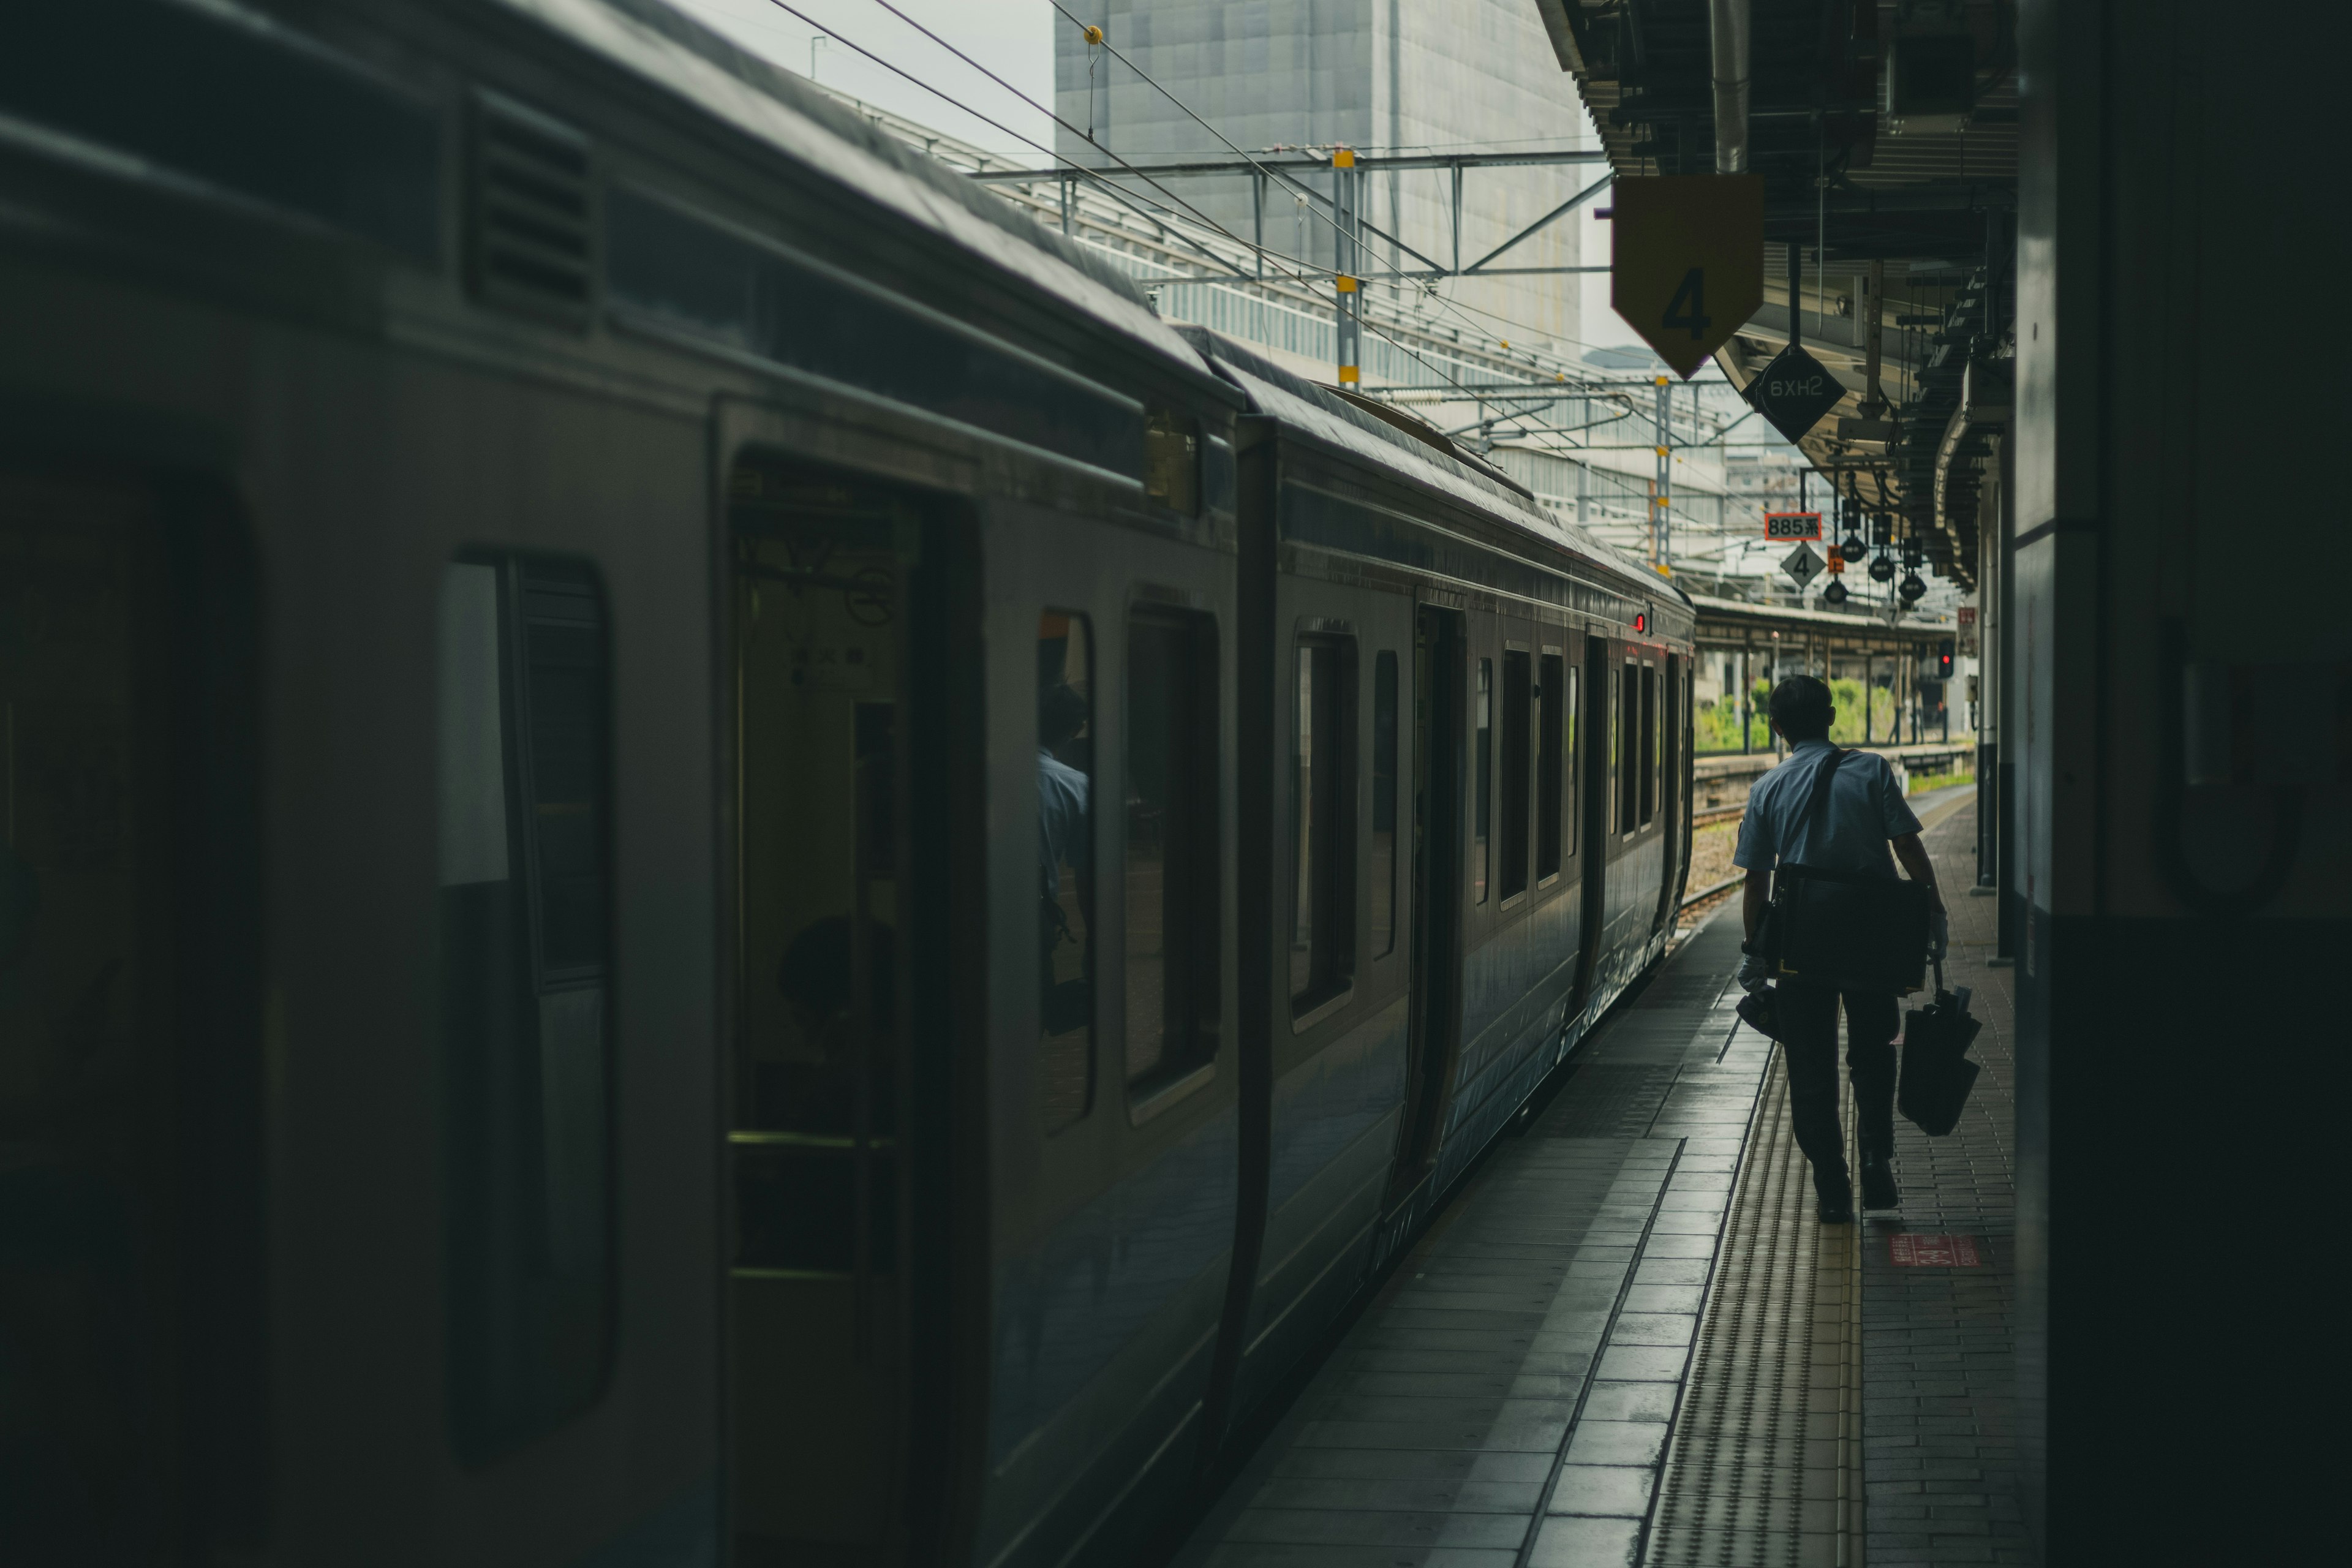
[[1370, 650, 1398, 957], [1498, 649, 1531, 900], [1037, 612, 1095, 1129], [1290, 635, 1356, 1013], [1125, 609, 1219, 1092], [440, 556, 614, 1462], [1616, 663, 1637, 834], [1537, 650, 1566, 880], [1639, 664, 1658, 827], [1473, 656, 1492, 902]]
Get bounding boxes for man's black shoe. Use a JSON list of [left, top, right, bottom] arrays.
[[1861, 1156, 1899, 1211], [1817, 1193, 1855, 1224]]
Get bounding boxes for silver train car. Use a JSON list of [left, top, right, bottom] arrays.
[[0, 1, 1694, 1564]]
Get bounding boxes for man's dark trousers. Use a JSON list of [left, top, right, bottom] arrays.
[[1776, 979, 1899, 1195]]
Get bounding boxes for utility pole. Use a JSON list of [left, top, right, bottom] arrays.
[[809, 34, 827, 83], [1333, 148, 1361, 386], [1653, 375, 1672, 571]]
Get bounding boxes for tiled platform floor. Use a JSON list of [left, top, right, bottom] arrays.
[[1173, 790, 2018, 1567], [1861, 801, 2027, 1566]]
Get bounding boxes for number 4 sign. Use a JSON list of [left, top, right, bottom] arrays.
[[1611, 176, 1765, 379]]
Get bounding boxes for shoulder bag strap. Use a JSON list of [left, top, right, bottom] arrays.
[[1800, 747, 1850, 840], [1774, 747, 1849, 891]]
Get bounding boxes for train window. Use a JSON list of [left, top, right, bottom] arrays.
[[1663, 656, 1681, 824], [1537, 650, 1566, 880], [440, 556, 614, 1463], [1640, 665, 1659, 826], [1125, 608, 1219, 1093], [1499, 649, 1531, 900], [1290, 635, 1356, 1014], [1562, 666, 1581, 860], [1038, 612, 1096, 1128], [1616, 663, 1638, 834], [1144, 407, 1200, 514], [1473, 657, 1493, 902], [1371, 650, 1399, 957]]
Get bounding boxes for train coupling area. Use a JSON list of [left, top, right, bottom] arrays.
[[1175, 802, 2018, 1566]]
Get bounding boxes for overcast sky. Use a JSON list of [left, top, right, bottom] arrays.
[[669, 0, 1057, 164]]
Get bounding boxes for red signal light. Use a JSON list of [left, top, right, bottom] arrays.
[[1634, 612, 1648, 634]]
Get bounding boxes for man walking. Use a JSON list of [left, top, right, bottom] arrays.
[[1733, 676, 1948, 1222]]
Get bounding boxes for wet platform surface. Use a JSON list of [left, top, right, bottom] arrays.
[[1177, 794, 2015, 1567]]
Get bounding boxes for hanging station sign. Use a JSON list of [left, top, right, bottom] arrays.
[[1610, 175, 1766, 379], [1764, 510, 1823, 541], [1781, 543, 1826, 590], [1747, 344, 1845, 443]]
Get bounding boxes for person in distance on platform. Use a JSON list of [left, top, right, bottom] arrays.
[[1732, 676, 1949, 1223]]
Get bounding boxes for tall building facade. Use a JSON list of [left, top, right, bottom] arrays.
[[1054, 1, 1596, 358]]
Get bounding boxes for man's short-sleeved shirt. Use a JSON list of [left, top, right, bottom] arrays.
[[1733, 740, 1922, 876], [1038, 749, 1090, 902]]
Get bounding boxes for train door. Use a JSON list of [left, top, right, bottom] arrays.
[[0, 470, 262, 1561], [722, 454, 976, 1567], [1572, 635, 1613, 1011], [1653, 650, 1686, 933], [1387, 604, 1463, 1207]]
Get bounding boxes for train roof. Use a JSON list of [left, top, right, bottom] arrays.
[[1178, 328, 1684, 609], [499, 0, 1212, 381]]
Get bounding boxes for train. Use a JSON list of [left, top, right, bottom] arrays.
[[0, 1, 1695, 1564]]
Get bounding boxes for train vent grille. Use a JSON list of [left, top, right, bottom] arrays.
[[468, 92, 595, 322]]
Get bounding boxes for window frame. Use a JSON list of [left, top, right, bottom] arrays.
[[1474, 653, 1493, 903], [1616, 658, 1638, 838], [1121, 602, 1222, 1121], [1536, 646, 1566, 884], [1370, 647, 1400, 959], [439, 550, 619, 1465], [1498, 642, 1533, 905], [1035, 608, 1098, 1134], [1288, 625, 1359, 1027]]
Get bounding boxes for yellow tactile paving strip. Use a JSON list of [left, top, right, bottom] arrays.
[[1646, 1043, 1864, 1566]]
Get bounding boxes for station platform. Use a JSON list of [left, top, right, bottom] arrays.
[[1175, 795, 2018, 1567]]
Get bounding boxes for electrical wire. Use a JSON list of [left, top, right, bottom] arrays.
[[850, 0, 1499, 395], [763, 0, 1258, 279], [1036, 0, 1621, 392]]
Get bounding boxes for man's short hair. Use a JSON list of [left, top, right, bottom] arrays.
[[1768, 675, 1834, 741], [1039, 682, 1089, 748]]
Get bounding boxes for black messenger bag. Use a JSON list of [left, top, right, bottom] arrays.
[[1758, 749, 1931, 994]]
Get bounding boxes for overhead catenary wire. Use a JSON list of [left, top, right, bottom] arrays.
[[822, 3, 1810, 585], [1035, 0, 1617, 385], [846, 0, 1492, 397], [763, 0, 1256, 279]]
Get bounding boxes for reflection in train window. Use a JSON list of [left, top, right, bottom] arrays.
[[440, 555, 614, 1463], [1562, 666, 1581, 860], [727, 466, 915, 1551], [1474, 657, 1492, 902], [1290, 635, 1355, 1012], [1537, 650, 1566, 881], [1370, 650, 1398, 957], [1640, 665, 1658, 826], [1499, 649, 1531, 900], [1125, 609, 1219, 1091], [1617, 663, 1638, 834], [1038, 612, 1095, 1127], [1144, 406, 1200, 515]]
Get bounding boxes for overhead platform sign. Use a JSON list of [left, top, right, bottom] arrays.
[[1611, 175, 1765, 379], [1748, 345, 1845, 443]]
